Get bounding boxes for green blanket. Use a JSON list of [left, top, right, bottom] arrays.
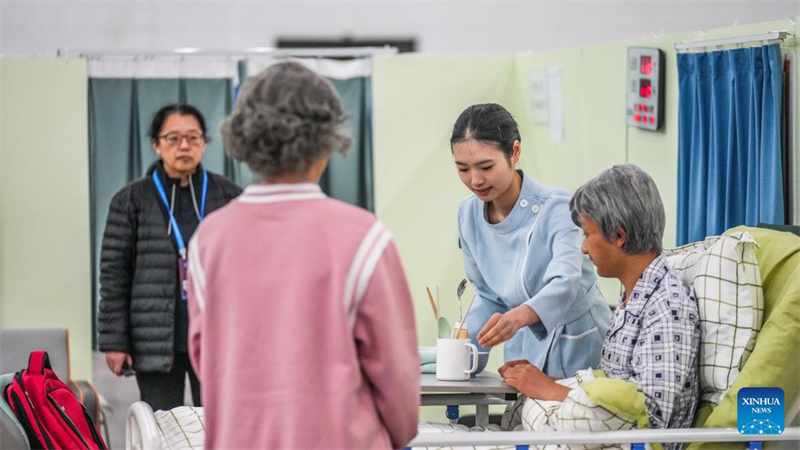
[[688, 227, 800, 450], [582, 227, 799, 450], [582, 370, 651, 430]]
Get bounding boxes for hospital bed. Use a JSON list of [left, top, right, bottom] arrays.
[[125, 399, 800, 449], [125, 227, 800, 450]]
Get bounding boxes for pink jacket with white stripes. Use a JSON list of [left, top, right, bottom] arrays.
[[186, 183, 420, 449]]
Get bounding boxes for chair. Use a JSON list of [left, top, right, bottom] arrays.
[[0, 372, 30, 449], [1, 329, 72, 380], [0, 328, 111, 446]]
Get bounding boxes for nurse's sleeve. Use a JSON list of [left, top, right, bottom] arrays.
[[352, 236, 420, 449], [523, 198, 584, 339], [458, 209, 507, 352]]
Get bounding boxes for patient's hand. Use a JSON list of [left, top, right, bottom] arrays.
[[502, 362, 571, 402], [498, 359, 529, 377]]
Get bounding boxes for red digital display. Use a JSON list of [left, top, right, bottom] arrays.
[[639, 79, 652, 98], [640, 55, 653, 75]]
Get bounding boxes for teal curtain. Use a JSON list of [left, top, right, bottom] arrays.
[[229, 61, 260, 186], [321, 76, 374, 211], [237, 61, 375, 210], [89, 64, 376, 345], [88, 78, 234, 346]]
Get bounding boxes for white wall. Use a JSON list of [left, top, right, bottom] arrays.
[[372, 15, 799, 421], [1, 1, 798, 56], [0, 0, 797, 393], [0, 58, 93, 381]]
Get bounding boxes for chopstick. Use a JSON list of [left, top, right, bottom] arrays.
[[426, 287, 438, 320], [454, 294, 476, 339], [436, 285, 440, 318]]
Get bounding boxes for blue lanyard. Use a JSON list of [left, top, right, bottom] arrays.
[[151, 169, 208, 259]]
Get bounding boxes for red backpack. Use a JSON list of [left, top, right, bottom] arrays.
[[3, 351, 107, 450]]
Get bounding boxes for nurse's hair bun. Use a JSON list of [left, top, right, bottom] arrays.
[[450, 103, 521, 159]]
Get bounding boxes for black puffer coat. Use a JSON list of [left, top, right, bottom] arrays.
[[98, 161, 242, 372]]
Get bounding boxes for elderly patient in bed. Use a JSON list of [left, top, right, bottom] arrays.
[[489, 164, 701, 450]]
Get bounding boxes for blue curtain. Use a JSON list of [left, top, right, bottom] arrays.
[[677, 44, 784, 245]]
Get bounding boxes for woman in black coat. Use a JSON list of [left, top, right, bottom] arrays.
[[98, 104, 242, 411]]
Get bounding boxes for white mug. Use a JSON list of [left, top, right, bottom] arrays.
[[436, 338, 479, 381]]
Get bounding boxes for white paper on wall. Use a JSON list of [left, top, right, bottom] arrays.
[[529, 69, 549, 123], [547, 66, 564, 144]]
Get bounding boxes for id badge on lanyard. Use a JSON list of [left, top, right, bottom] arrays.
[[152, 170, 207, 301], [178, 254, 189, 301]]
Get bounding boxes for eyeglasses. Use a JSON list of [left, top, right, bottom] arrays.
[[159, 133, 206, 147]]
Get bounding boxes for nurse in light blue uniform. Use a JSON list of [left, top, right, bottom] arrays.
[[452, 103, 611, 378]]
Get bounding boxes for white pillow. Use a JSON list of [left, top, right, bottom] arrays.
[[154, 406, 205, 450], [663, 232, 764, 404]]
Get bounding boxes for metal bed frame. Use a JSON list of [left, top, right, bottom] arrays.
[[126, 400, 800, 450]]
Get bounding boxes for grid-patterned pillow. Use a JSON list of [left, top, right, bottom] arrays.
[[154, 406, 205, 450], [663, 232, 764, 404]]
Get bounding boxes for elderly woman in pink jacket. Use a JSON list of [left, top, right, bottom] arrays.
[[186, 61, 420, 449]]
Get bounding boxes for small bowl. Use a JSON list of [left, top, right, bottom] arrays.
[[470, 352, 490, 377]]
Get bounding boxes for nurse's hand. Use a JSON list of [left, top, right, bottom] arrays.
[[501, 361, 571, 401], [477, 305, 539, 348]]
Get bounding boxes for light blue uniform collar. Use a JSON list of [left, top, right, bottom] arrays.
[[482, 170, 544, 235]]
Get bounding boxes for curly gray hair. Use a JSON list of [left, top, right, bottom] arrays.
[[569, 164, 665, 254], [221, 61, 352, 179]]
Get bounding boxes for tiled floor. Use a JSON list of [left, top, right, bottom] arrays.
[[92, 352, 139, 450], [92, 352, 193, 450]]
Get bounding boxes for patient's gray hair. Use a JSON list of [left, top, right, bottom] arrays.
[[569, 164, 665, 254], [221, 61, 351, 179]]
